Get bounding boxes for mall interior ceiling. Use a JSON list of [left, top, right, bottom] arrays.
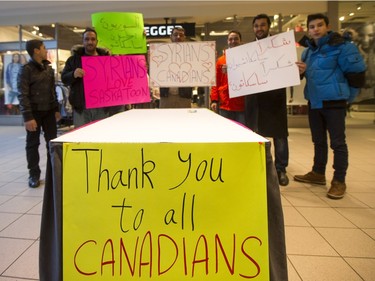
[[1, 1, 374, 33]]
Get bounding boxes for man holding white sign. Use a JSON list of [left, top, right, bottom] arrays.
[[159, 27, 195, 108], [149, 27, 215, 108], [244, 14, 291, 186]]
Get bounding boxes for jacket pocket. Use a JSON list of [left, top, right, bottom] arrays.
[[317, 50, 340, 69]]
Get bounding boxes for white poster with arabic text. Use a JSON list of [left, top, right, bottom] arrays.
[[226, 30, 300, 98]]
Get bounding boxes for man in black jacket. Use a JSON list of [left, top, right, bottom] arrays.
[[245, 14, 290, 186], [18, 39, 60, 188], [62, 28, 123, 128]]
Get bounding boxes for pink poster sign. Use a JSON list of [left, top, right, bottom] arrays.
[[82, 55, 150, 108]]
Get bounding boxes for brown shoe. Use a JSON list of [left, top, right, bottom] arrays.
[[294, 171, 326, 185], [327, 180, 346, 199]]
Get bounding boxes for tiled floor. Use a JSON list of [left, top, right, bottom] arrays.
[[0, 113, 374, 281]]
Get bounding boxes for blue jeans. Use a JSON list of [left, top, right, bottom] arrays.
[[219, 109, 246, 125], [308, 106, 348, 182], [273, 137, 289, 173]]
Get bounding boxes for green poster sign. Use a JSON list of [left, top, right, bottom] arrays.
[[92, 12, 147, 55]]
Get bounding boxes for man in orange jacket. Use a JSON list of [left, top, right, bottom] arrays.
[[210, 30, 245, 124]]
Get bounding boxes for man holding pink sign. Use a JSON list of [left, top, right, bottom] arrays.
[[61, 28, 124, 129]]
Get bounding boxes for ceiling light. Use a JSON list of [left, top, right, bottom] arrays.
[[72, 27, 86, 33], [271, 22, 278, 28], [356, 3, 362, 10], [339, 16, 345, 21], [349, 12, 355, 16], [209, 30, 229, 36]]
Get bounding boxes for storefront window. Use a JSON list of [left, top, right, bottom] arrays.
[[0, 24, 82, 118], [342, 22, 375, 112], [0, 51, 29, 115]]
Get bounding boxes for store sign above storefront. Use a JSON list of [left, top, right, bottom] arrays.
[[145, 23, 195, 38]]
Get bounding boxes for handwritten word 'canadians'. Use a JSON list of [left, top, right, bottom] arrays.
[[226, 30, 300, 98], [149, 42, 216, 87], [73, 232, 263, 278], [82, 55, 150, 108]]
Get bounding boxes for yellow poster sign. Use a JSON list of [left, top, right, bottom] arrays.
[[62, 142, 269, 280]]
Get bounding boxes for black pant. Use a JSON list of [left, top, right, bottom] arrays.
[[26, 110, 57, 179], [308, 106, 348, 182]]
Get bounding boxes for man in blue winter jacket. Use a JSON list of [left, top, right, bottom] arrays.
[[295, 13, 366, 199]]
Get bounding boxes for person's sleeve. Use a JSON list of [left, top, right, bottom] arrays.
[[299, 48, 308, 80], [17, 65, 34, 122], [345, 72, 366, 88], [210, 59, 222, 103], [338, 43, 366, 103], [51, 73, 60, 114], [6, 65, 11, 85], [61, 56, 77, 86], [339, 43, 367, 102], [339, 43, 366, 87]]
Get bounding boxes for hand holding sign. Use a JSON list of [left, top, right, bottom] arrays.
[[73, 68, 85, 78]]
